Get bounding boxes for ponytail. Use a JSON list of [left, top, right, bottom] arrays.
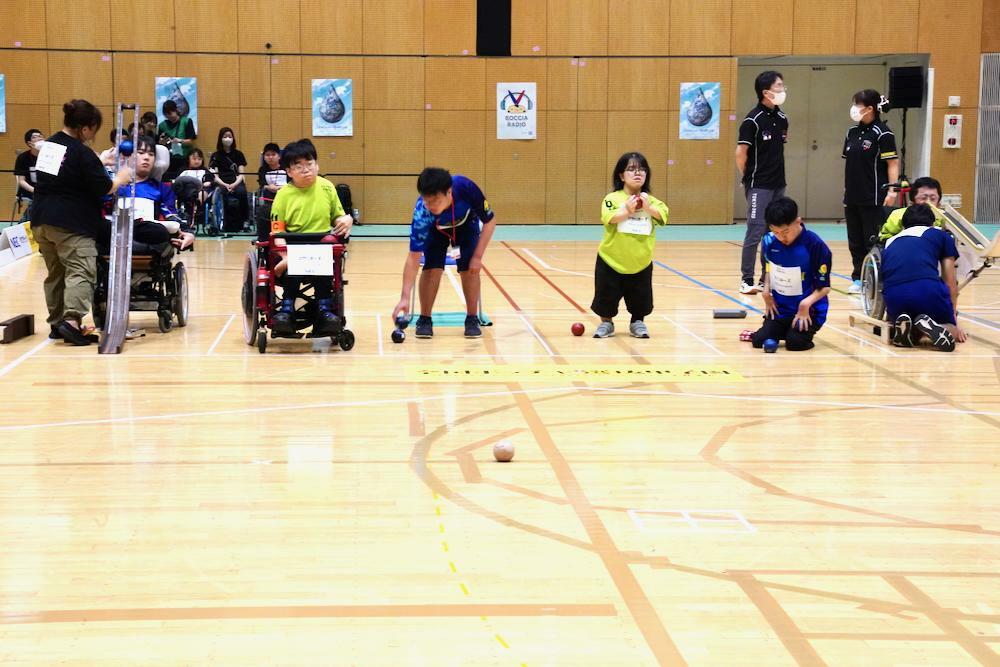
[[62, 99, 103, 132]]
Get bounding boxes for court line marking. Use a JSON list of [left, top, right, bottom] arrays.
[[25, 351, 1000, 360], [517, 313, 555, 357], [659, 314, 724, 356], [519, 247, 591, 278], [0, 337, 53, 380], [3, 384, 998, 433], [206, 314, 235, 356], [375, 313, 385, 356], [628, 508, 756, 534]]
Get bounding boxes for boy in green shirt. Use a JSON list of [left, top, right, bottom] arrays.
[[878, 176, 945, 241], [591, 152, 669, 338], [270, 139, 354, 335]]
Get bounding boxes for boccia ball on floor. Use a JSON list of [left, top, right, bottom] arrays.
[[763, 338, 779, 353], [571, 322, 585, 336], [493, 440, 515, 462]]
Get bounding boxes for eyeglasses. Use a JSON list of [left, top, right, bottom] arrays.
[[625, 167, 647, 174], [289, 160, 316, 173]]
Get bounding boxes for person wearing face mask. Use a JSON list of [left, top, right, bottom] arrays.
[[30, 99, 133, 346], [735, 70, 789, 295], [209, 127, 249, 233], [842, 89, 899, 294], [13, 128, 45, 222]]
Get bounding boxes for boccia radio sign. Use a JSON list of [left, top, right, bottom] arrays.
[[497, 83, 536, 140]]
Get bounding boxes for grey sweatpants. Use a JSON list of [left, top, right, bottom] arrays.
[[740, 187, 784, 284]]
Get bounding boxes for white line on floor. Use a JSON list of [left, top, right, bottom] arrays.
[[0, 337, 53, 380], [517, 312, 555, 357], [660, 314, 724, 356], [206, 314, 235, 355]]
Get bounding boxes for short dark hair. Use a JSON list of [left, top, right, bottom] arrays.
[[109, 127, 127, 144], [135, 135, 157, 154], [902, 203, 936, 228], [188, 147, 205, 164], [62, 99, 102, 132], [280, 139, 318, 170], [765, 197, 799, 227], [417, 167, 453, 196], [910, 176, 942, 199], [754, 71, 783, 101], [263, 142, 281, 155], [162, 100, 179, 115], [216, 127, 237, 153], [853, 89, 887, 119], [24, 128, 42, 144], [612, 152, 651, 192], [141, 111, 158, 125]]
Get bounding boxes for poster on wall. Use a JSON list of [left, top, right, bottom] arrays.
[[497, 83, 536, 140], [155, 77, 198, 128], [0, 74, 6, 133], [679, 82, 720, 140], [312, 79, 353, 137]]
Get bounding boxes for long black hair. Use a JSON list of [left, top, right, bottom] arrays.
[[216, 127, 237, 153], [612, 152, 651, 193]]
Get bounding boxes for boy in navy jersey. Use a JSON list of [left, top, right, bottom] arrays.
[[881, 204, 966, 351], [752, 197, 832, 351]]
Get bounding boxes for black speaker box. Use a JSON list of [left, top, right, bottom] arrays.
[[889, 66, 924, 109]]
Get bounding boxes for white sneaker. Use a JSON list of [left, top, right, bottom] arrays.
[[629, 321, 650, 338], [847, 280, 862, 294], [593, 321, 615, 338], [739, 281, 760, 295]]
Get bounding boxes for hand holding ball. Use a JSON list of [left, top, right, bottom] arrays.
[[119, 140, 134, 157]]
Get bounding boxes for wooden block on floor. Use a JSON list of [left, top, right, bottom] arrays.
[[848, 311, 890, 344], [0, 313, 35, 344]]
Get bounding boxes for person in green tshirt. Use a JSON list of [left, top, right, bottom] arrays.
[[269, 139, 354, 336], [591, 152, 669, 339]]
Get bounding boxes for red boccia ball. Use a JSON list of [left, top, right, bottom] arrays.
[[571, 322, 585, 336]]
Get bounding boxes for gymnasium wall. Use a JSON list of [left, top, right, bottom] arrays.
[[0, 0, 987, 224]]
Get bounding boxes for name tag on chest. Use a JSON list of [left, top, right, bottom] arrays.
[[287, 244, 334, 276], [769, 262, 803, 297], [620, 211, 652, 236], [35, 142, 68, 176], [119, 196, 155, 222]]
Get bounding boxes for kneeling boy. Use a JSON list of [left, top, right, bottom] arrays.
[[753, 197, 832, 351]]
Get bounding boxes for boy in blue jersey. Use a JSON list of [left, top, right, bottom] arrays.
[[115, 136, 195, 250], [752, 197, 832, 351], [392, 167, 497, 338], [881, 204, 966, 351]]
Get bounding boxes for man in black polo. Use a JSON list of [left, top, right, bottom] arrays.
[[735, 71, 788, 295]]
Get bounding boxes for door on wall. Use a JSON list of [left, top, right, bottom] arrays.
[[735, 63, 886, 220]]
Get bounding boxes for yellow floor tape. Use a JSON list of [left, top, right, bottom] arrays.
[[406, 364, 744, 383]]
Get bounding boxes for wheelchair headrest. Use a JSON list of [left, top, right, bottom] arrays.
[[151, 144, 170, 181]]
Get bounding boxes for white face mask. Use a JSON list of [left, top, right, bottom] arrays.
[[31, 140, 44, 151], [850, 105, 867, 122], [768, 90, 786, 106], [222, 137, 234, 148]]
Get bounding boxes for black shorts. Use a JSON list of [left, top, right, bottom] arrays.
[[422, 223, 480, 272], [590, 255, 653, 319]]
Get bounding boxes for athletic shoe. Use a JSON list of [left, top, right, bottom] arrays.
[[913, 314, 956, 352], [313, 299, 341, 337], [629, 320, 650, 338], [464, 315, 482, 338], [739, 281, 760, 295], [593, 321, 615, 338], [892, 314, 914, 347], [271, 298, 296, 334], [415, 316, 434, 338], [49, 325, 99, 343], [57, 321, 92, 346], [847, 280, 863, 294]]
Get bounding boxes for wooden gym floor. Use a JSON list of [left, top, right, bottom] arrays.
[[1, 236, 998, 666]]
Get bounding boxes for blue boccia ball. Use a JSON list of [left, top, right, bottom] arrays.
[[391, 328, 405, 344], [395, 315, 410, 330], [119, 140, 134, 157], [763, 338, 778, 353]]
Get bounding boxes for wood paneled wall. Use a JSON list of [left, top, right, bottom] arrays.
[[0, 0, 989, 224]]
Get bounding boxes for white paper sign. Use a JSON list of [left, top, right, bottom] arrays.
[[620, 211, 652, 236], [769, 263, 803, 297], [35, 141, 67, 176], [118, 196, 155, 222], [0, 223, 32, 259], [286, 244, 334, 276], [497, 82, 536, 140]]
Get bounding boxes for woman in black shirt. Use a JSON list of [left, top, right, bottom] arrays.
[[209, 127, 249, 232], [31, 99, 132, 345]]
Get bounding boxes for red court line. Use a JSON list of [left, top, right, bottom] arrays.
[[500, 242, 587, 313], [482, 264, 521, 311]]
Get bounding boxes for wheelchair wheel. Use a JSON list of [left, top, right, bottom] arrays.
[[173, 263, 189, 327], [158, 310, 173, 333], [242, 250, 259, 345], [861, 246, 885, 320], [338, 329, 355, 351], [257, 330, 267, 354]]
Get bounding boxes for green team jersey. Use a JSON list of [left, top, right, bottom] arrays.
[[270, 177, 346, 233], [598, 190, 669, 274], [879, 204, 944, 241]]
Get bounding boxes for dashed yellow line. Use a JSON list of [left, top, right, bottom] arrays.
[[460, 583, 470, 596], [495, 634, 510, 649]]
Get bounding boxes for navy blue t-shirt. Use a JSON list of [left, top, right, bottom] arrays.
[[760, 226, 832, 325], [881, 226, 958, 288], [409, 175, 494, 252]]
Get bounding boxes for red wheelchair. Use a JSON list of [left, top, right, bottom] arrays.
[[242, 227, 354, 354]]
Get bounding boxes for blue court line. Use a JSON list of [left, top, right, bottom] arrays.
[[832, 272, 854, 282], [653, 260, 763, 314]]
